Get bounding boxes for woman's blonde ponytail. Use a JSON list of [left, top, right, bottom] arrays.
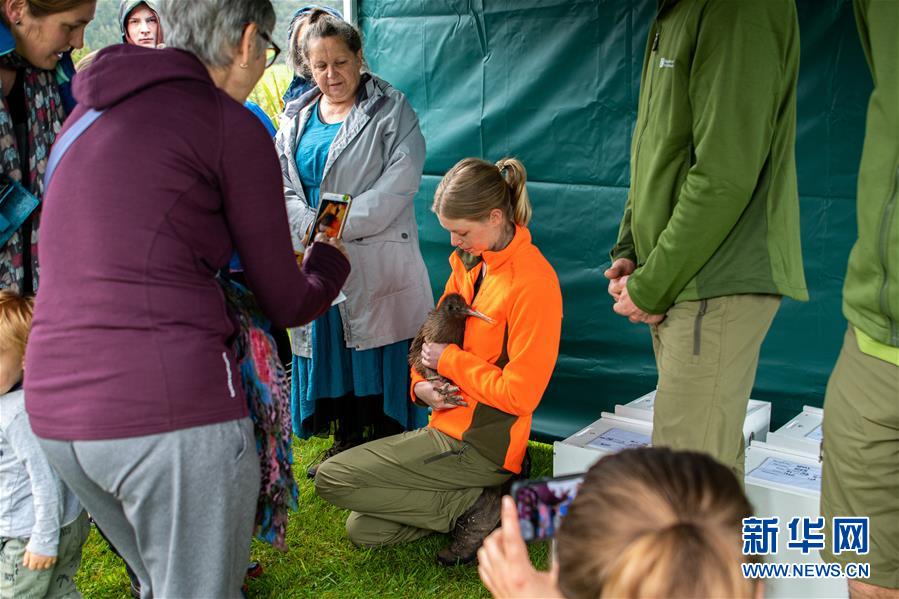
[[495, 158, 532, 226]]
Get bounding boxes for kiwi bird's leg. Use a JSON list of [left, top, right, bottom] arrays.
[[424, 374, 452, 392]]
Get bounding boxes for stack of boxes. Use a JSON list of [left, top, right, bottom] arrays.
[[552, 396, 847, 599], [745, 406, 845, 598], [552, 390, 771, 475]]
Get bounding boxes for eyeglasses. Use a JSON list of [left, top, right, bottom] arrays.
[[260, 30, 281, 68]]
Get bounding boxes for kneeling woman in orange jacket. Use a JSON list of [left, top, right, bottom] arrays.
[[315, 157, 563, 566]]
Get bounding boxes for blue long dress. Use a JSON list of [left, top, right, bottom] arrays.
[[290, 103, 427, 439]]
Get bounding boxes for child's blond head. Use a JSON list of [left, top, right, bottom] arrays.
[[0, 291, 34, 360]]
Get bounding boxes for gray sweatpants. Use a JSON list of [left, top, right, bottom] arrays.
[[38, 418, 259, 599]]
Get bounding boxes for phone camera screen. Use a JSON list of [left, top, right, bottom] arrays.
[[512, 475, 583, 542]]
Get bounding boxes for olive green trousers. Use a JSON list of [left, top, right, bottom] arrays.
[[315, 427, 509, 547], [651, 294, 781, 480], [820, 327, 899, 589]]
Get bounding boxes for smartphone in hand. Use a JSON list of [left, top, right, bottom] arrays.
[[303, 193, 352, 247], [511, 474, 584, 542]]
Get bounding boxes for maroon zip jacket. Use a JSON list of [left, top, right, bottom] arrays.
[[25, 45, 349, 440]]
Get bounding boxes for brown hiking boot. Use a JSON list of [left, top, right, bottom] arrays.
[[306, 440, 355, 479], [436, 486, 502, 566]]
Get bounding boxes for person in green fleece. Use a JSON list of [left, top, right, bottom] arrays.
[[820, 2, 899, 595], [604, 0, 808, 479]]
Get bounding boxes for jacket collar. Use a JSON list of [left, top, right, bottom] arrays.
[[483, 224, 530, 270], [321, 74, 388, 174], [455, 225, 530, 272]]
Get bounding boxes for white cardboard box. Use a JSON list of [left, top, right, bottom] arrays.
[[764, 405, 824, 459], [554, 398, 841, 599], [553, 413, 652, 476], [613, 389, 772, 445], [744, 440, 846, 598]]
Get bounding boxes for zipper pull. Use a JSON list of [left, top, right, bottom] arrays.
[[652, 30, 660, 53]]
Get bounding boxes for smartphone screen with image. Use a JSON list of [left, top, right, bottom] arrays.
[[313, 193, 352, 241], [299, 193, 353, 250], [511, 474, 584, 543]]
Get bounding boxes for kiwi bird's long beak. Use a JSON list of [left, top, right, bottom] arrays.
[[465, 308, 495, 324]]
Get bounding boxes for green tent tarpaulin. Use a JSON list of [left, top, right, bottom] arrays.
[[359, 0, 870, 439]]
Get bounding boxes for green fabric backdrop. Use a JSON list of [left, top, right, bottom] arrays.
[[358, 0, 871, 439]]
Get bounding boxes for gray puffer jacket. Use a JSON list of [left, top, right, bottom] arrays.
[[276, 74, 433, 355]]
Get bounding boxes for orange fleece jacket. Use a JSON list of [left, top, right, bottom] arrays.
[[410, 226, 563, 473]]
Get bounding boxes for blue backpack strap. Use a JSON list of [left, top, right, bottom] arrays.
[[44, 108, 104, 189]]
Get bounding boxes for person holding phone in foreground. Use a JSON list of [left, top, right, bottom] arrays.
[[315, 157, 563, 566], [478, 447, 761, 599]]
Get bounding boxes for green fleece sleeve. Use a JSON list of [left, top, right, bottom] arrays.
[[610, 191, 637, 263], [628, 1, 792, 314]]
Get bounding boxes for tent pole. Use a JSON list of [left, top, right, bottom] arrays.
[[343, 0, 358, 24]]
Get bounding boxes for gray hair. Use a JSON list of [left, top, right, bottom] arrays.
[[160, 0, 275, 68], [301, 9, 365, 66]]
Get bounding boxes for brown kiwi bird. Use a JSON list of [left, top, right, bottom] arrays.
[[409, 293, 494, 401]]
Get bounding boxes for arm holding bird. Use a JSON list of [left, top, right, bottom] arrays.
[[409, 292, 493, 407], [433, 274, 562, 417]]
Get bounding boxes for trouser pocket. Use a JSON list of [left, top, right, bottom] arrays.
[[656, 298, 722, 368], [693, 299, 709, 356], [232, 418, 250, 463], [423, 443, 468, 464]]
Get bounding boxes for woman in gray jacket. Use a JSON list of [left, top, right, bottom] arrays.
[[275, 10, 432, 477]]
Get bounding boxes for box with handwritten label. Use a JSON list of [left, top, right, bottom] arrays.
[[552, 413, 652, 477], [744, 434, 846, 598]]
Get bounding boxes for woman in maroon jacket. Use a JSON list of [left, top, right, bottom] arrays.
[[23, 1, 349, 596]]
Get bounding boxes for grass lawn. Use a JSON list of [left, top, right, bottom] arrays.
[[75, 436, 552, 598]]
